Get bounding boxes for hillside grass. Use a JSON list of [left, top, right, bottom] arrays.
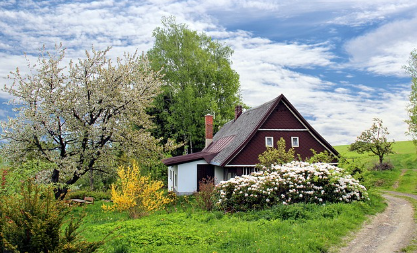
[[335, 140, 416, 169], [335, 140, 417, 191]]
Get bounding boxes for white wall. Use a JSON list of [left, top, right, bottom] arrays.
[[214, 166, 225, 185], [177, 159, 207, 195]]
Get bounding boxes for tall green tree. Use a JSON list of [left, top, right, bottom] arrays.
[[405, 49, 417, 146], [147, 16, 242, 154], [349, 118, 394, 164]]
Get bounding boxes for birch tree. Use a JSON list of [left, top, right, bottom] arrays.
[[1, 45, 173, 198], [147, 16, 242, 154], [405, 49, 417, 145]]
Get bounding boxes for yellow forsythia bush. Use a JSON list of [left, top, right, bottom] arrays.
[[102, 160, 171, 218]]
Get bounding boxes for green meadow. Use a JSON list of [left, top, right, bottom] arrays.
[[335, 140, 417, 192], [69, 142, 417, 252]]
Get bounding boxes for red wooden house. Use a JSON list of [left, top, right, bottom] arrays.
[[162, 94, 339, 195]]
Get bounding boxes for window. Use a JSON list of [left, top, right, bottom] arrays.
[[265, 137, 273, 147], [291, 137, 299, 147], [174, 173, 177, 187], [243, 167, 259, 175]]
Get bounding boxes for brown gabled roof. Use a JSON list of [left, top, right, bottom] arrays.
[[162, 94, 339, 167], [162, 151, 218, 166]]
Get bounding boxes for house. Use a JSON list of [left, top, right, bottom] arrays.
[[162, 94, 339, 195]]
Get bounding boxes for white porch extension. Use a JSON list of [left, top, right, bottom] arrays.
[[167, 160, 225, 195]]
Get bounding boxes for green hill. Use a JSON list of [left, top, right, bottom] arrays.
[[334, 140, 417, 170]]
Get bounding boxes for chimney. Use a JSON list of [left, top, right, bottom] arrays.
[[235, 105, 242, 121], [205, 114, 213, 148]]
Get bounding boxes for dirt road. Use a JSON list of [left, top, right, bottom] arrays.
[[338, 192, 416, 253]]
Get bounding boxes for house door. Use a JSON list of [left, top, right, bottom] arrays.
[[197, 164, 214, 191]]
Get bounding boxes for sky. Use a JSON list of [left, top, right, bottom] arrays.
[[0, 0, 416, 146]]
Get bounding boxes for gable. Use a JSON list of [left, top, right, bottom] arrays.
[[227, 131, 330, 166], [261, 101, 305, 129], [223, 96, 339, 166]]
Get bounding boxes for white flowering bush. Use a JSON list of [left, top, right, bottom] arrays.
[[214, 161, 368, 212]]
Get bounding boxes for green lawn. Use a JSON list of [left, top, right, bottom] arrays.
[[72, 141, 416, 252], [76, 193, 384, 253]]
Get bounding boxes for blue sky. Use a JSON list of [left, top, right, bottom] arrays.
[[0, 0, 416, 145]]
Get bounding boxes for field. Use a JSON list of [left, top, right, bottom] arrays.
[[69, 141, 417, 252]]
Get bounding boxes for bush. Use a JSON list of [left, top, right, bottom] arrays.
[[102, 160, 172, 218], [67, 190, 111, 200], [372, 162, 394, 171], [195, 177, 215, 211], [0, 180, 104, 253], [338, 157, 372, 189], [257, 137, 295, 167], [214, 162, 369, 212], [305, 149, 336, 164]]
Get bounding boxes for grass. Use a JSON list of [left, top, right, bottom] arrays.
[[335, 140, 417, 191], [69, 141, 416, 252], [75, 193, 385, 253], [398, 196, 417, 252]]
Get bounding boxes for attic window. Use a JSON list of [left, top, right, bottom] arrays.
[[265, 137, 273, 147], [291, 137, 299, 147]]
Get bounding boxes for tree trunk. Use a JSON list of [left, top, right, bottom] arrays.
[[379, 155, 383, 165], [51, 168, 81, 200], [89, 167, 94, 191]]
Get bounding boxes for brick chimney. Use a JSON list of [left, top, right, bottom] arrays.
[[235, 105, 242, 121], [205, 114, 213, 148]]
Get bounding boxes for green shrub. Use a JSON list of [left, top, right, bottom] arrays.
[[305, 149, 336, 163], [67, 190, 111, 200], [0, 180, 105, 253]]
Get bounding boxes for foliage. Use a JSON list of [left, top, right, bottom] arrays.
[[306, 149, 336, 163], [1, 45, 178, 198], [214, 162, 368, 212], [0, 179, 104, 253], [405, 49, 417, 148], [195, 177, 216, 211], [0, 160, 55, 196], [257, 137, 295, 167], [102, 160, 172, 218], [66, 190, 111, 200], [349, 118, 395, 164], [147, 16, 243, 154], [73, 192, 384, 253]]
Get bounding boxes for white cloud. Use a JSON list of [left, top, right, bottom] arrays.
[[345, 16, 417, 76], [0, 0, 413, 146]]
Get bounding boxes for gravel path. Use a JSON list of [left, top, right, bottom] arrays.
[[338, 192, 416, 253]]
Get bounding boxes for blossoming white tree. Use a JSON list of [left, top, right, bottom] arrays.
[[1, 45, 174, 198]]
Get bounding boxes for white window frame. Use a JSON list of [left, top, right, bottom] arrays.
[[265, 137, 273, 147], [291, 137, 299, 147]]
